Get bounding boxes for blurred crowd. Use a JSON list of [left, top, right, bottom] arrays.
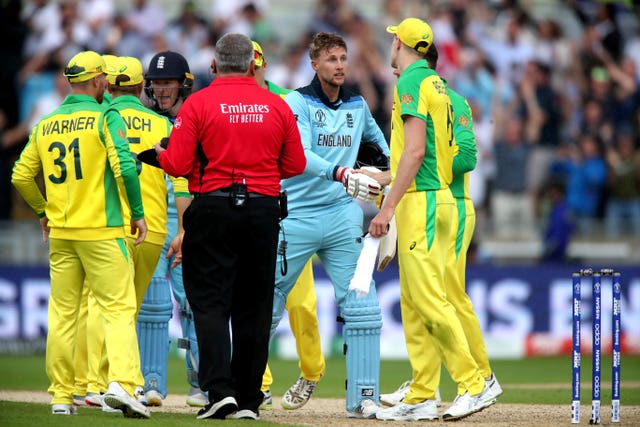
[[1, 0, 639, 256]]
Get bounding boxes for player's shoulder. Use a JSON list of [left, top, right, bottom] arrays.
[[399, 61, 438, 85], [259, 86, 292, 111], [284, 88, 307, 109], [39, 108, 64, 123], [446, 86, 464, 103]]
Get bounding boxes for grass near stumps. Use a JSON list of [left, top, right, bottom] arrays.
[[1, 354, 639, 426]]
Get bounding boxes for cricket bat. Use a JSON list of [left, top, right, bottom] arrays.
[[377, 214, 397, 272]]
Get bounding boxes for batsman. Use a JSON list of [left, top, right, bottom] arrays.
[[137, 51, 201, 407], [270, 32, 389, 419]]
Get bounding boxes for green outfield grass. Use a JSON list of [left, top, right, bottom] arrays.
[[1, 354, 639, 426]]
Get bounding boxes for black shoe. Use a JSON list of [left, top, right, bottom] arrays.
[[196, 396, 238, 419]]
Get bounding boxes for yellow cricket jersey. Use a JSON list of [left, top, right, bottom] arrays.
[[109, 95, 182, 246], [391, 60, 455, 192], [11, 94, 143, 241]]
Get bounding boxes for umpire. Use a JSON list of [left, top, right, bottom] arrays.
[[154, 33, 306, 420]]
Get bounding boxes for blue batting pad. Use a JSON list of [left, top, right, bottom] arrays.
[[342, 287, 382, 412], [137, 276, 173, 396]]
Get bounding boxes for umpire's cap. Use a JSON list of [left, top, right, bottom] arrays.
[[355, 142, 390, 171], [137, 137, 169, 168]]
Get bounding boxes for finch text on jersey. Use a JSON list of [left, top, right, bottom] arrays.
[[41, 116, 96, 136], [317, 133, 351, 147], [122, 116, 152, 132]]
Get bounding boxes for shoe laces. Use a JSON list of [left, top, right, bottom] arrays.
[[452, 392, 472, 405], [291, 377, 316, 398], [390, 402, 414, 415], [394, 379, 413, 393]]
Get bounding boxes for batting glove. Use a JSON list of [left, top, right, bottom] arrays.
[[333, 166, 382, 203]]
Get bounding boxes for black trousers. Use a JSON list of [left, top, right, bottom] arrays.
[[182, 194, 279, 412]]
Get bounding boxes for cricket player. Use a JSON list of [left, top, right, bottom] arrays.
[[11, 51, 150, 418], [368, 18, 496, 421], [140, 50, 199, 407], [72, 54, 118, 409], [107, 56, 193, 404], [77, 56, 188, 409], [252, 40, 326, 411], [377, 43, 503, 413], [270, 32, 388, 419]]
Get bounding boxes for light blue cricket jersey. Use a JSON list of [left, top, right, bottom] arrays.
[[283, 75, 389, 216]]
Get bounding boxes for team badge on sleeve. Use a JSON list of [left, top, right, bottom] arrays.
[[174, 116, 182, 129], [459, 116, 469, 127], [401, 94, 412, 104]]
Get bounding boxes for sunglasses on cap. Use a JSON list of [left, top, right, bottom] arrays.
[[254, 50, 264, 66], [64, 64, 103, 78]]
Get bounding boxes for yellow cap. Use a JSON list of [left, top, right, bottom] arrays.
[[102, 54, 118, 75], [106, 56, 144, 86], [64, 51, 106, 83], [252, 41, 264, 68], [386, 18, 433, 54]]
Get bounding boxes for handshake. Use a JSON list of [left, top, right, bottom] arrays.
[[334, 166, 383, 203]]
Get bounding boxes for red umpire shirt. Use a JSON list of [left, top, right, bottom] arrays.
[[159, 76, 305, 195], [156, 68, 304, 418]]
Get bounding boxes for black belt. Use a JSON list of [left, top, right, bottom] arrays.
[[194, 190, 272, 199]]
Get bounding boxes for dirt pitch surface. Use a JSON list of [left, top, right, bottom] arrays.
[[2, 390, 639, 426]]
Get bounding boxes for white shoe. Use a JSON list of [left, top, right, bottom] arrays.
[[52, 404, 77, 415], [186, 386, 208, 407], [380, 379, 442, 407], [73, 395, 87, 407], [103, 382, 151, 419], [259, 389, 272, 411], [281, 377, 318, 410], [380, 379, 412, 406], [134, 386, 147, 406], [442, 383, 496, 422], [84, 392, 102, 407], [347, 398, 379, 419], [375, 400, 439, 421], [486, 373, 503, 398], [101, 397, 121, 413], [227, 409, 260, 420], [145, 389, 163, 406], [479, 378, 498, 409]]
